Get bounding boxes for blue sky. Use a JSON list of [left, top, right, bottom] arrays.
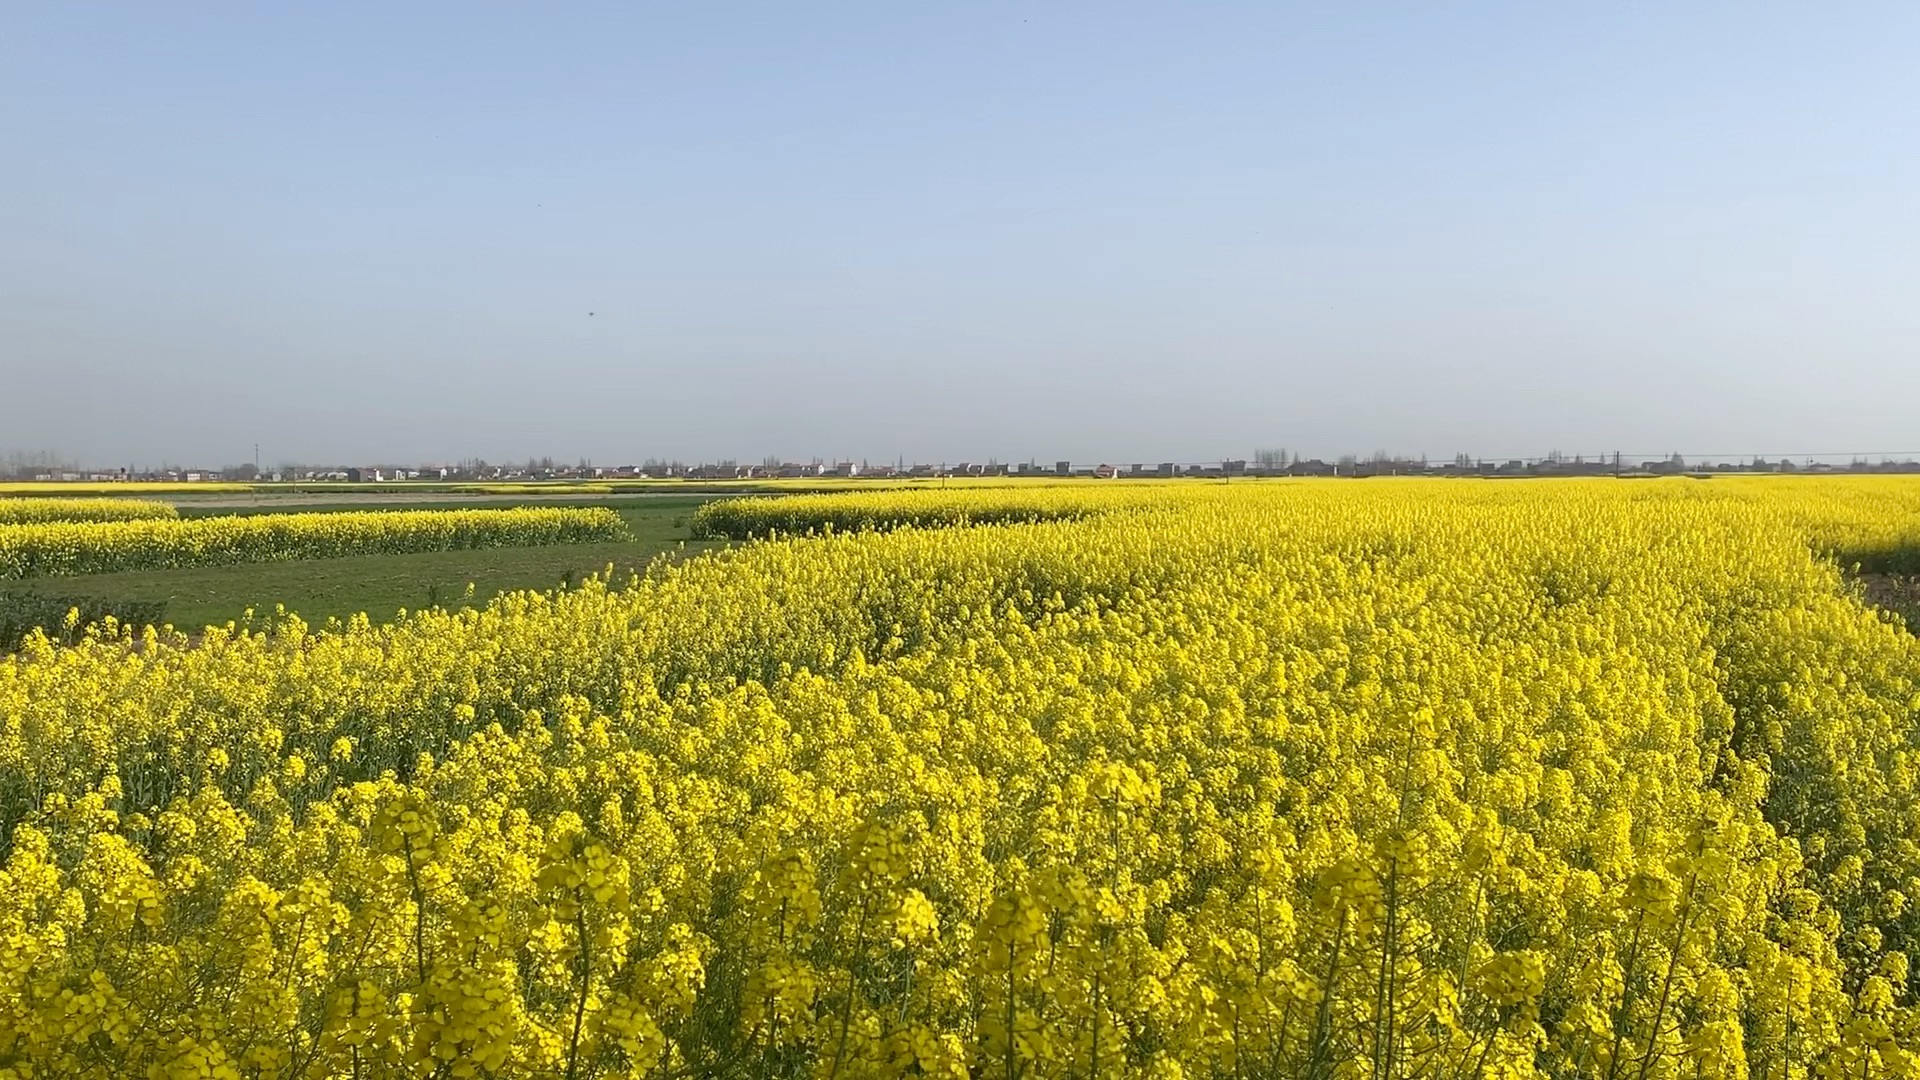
[[5, 3, 1919, 467]]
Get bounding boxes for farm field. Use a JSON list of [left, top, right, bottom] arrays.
[[0, 507, 627, 580], [1, 499, 718, 631], [0, 498, 177, 525], [8, 478, 1920, 1077], [0, 476, 1074, 499]]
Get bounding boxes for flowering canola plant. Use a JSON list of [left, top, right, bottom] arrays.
[[6, 478, 1920, 1077], [0, 507, 628, 579], [690, 485, 1166, 539], [0, 499, 177, 526]]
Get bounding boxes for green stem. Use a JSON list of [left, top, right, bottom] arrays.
[[1374, 856, 1399, 1080], [1604, 910, 1648, 1080], [1634, 872, 1698, 1080], [1307, 905, 1349, 1080], [565, 892, 593, 1080], [401, 831, 429, 984], [825, 893, 871, 1080], [1007, 913, 1021, 1080], [1089, 968, 1101, 1080]]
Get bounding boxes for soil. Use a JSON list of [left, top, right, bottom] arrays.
[[1857, 573, 1920, 631]]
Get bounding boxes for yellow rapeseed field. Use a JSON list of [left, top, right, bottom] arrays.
[[5, 478, 1920, 1077], [690, 484, 1170, 538], [0, 499, 177, 526], [0, 507, 628, 579]]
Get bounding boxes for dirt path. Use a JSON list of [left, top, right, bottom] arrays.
[[1857, 573, 1920, 629]]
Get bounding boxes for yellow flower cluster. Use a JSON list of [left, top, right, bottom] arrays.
[[0, 507, 628, 579], [690, 485, 1167, 538], [6, 478, 1920, 1077], [0, 499, 177, 525]]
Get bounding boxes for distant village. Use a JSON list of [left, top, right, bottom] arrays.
[[13, 450, 1920, 484]]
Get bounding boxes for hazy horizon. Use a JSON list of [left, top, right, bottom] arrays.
[[16, 447, 1920, 476], [8, 4, 1920, 466]]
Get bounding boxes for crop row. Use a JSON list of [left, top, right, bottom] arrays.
[[689, 485, 1172, 538], [0, 506, 628, 579], [0, 498, 177, 525], [696, 474, 1920, 569]]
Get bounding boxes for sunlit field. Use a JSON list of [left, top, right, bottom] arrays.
[[6, 478, 1920, 1077], [0, 499, 177, 525], [0, 507, 628, 579]]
